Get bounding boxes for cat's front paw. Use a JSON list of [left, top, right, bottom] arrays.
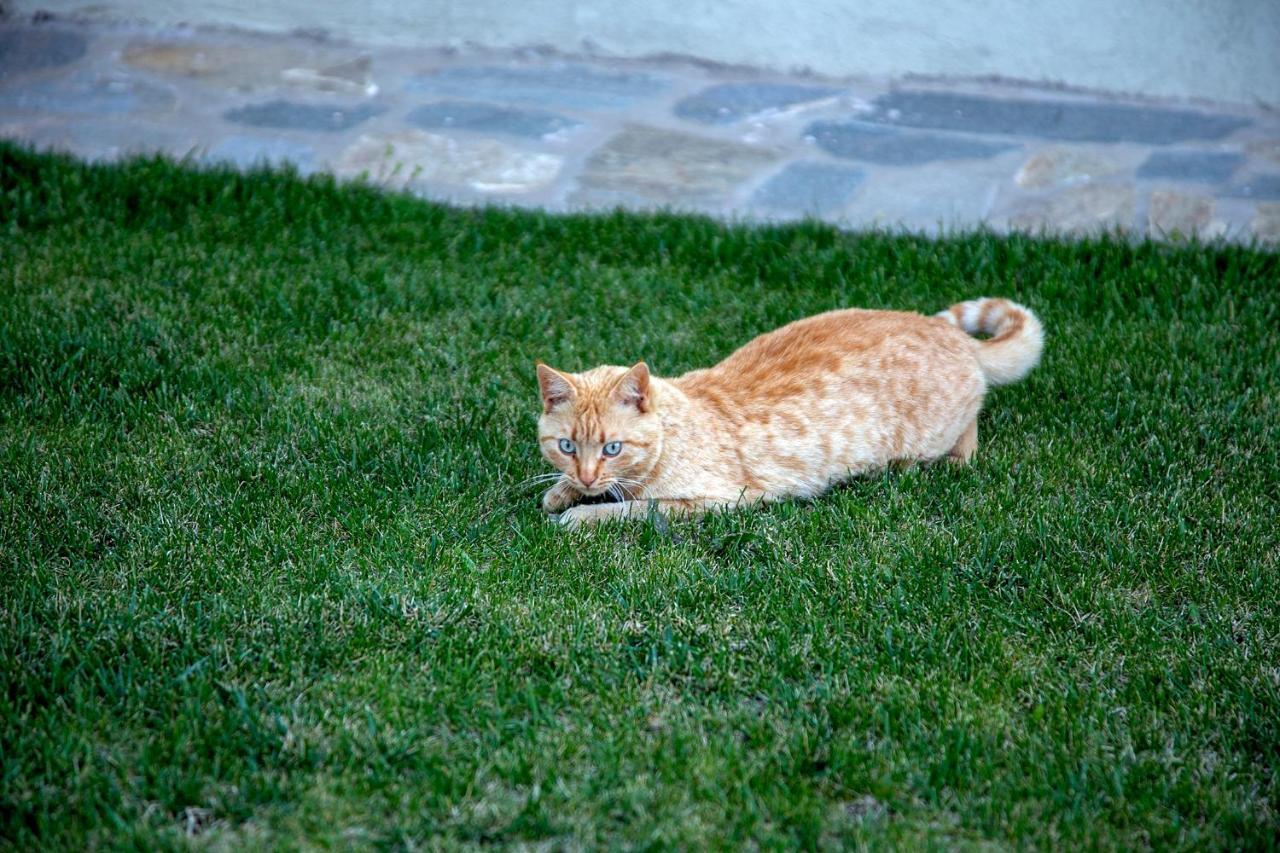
[[541, 479, 580, 514], [556, 503, 621, 529]]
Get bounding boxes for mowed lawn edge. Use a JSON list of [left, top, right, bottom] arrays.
[[1, 143, 1278, 848]]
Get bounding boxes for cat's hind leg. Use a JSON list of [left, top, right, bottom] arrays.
[[948, 419, 978, 464]]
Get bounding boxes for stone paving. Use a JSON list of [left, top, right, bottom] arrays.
[[2, 18, 1279, 244]]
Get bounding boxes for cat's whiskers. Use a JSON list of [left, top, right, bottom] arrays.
[[515, 472, 566, 490], [609, 476, 648, 500]]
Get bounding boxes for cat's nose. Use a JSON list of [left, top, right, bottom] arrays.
[[580, 470, 597, 487]]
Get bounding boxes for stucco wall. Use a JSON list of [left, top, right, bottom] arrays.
[[13, 0, 1280, 106]]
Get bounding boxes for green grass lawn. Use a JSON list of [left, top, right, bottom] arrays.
[[1, 142, 1277, 849]]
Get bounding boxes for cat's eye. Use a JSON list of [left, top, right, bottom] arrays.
[[602, 441, 622, 457], [558, 438, 576, 455]]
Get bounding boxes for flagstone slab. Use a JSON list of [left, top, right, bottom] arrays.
[[1137, 151, 1242, 183], [123, 41, 376, 94], [1147, 190, 1213, 235], [335, 129, 562, 193], [1252, 203, 1280, 242], [845, 163, 1005, 232], [808, 120, 1013, 165], [869, 91, 1250, 144], [1008, 183, 1136, 233], [751, 161, 865, 214], [1016, 147, 1123, 188], [1224, 174, 1280, 200], [407, 101, 578, 139], [1245, 139, 1280, 166], [0, 73, 175, 115], [0, 28, 87, 79], [225, 100, 382, 132], [575, 125, 778, 204]]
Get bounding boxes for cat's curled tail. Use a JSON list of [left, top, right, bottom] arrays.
[[937, 298, 1044, 386]]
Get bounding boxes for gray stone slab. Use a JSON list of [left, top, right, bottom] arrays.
[[224, 100, 382, 131], [205, 135, 315, 170], [407, 101, 578, 138], [869, 91, 1250, 144], [0, 29, 87, 79], [1137, 151, 1242, 183], [406, 64, 667, 111], [846, 162, 1005, 232], [0, 73, 175, 115], [1225, 174, 1280, 200], [807, 120, 1014, 165], [674, 82, 842, 124], [751, 161, 864, 213]]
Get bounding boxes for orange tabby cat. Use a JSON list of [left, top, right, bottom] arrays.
[[536, 297, 1043, 528]]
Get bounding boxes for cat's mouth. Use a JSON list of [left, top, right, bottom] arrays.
[[575, 488, 623, 506], [574, 482, 624, 503]]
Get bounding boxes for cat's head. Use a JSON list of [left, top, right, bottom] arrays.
[[536, 362, 662, 497]]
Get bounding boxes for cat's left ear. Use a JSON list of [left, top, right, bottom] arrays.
[[613, 362, 650, 413]]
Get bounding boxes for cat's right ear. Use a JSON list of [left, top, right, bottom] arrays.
[[536, 363, 575, 413]]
